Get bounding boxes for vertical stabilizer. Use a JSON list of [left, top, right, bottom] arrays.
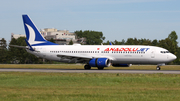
[[22, 15, 57, 46]]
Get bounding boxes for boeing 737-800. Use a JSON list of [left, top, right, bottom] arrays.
[[11, 15, 177, 70]]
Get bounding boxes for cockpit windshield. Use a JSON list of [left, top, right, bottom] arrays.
[[160, 51, 170, 53]]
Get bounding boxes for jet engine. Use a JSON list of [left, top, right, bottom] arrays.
[[89, 58, 111, 67]]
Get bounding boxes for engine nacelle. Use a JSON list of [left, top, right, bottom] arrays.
[[112, 64, 132, 67], [89, 58, 111, 67]]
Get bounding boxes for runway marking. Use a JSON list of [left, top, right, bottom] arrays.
[[0, 69, 180, 74]]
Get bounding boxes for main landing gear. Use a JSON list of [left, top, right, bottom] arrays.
[[84, 65, 91, 70], [97, 67, 104, 70], [84, 65, 104, 70], [156, 66, 161, 70]]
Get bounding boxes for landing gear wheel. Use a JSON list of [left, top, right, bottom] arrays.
[[97, 67, 104, 70], [156, 66, 161, 70], [84, 65, 91, 70]]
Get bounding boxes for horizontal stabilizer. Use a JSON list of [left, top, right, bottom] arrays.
[[9, 45, 27, 49], [25, 39, 34, 51]]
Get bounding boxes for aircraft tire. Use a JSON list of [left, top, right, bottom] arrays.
[[97, 67, 104, 70], [156, 66, 161, 70], [84, 65, 91, 70]]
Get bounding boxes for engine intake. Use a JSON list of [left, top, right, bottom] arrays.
[[89, 58, 111, 67]]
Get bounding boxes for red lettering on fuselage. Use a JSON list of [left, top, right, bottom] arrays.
[[104, 48, 109, 51], [132, 48, 138, 51], [110, 48, 115, 51], [104, 48, 139, 51], [119, 48, 124, 51]]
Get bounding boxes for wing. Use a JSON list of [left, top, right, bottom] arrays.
[[57, 53, 115, 63], [57, 53, 93, 63]]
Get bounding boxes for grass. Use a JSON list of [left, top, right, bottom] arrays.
[[0, 64, 180, 70], [0, 72, 180, 101], [0, 64, 180, 100]]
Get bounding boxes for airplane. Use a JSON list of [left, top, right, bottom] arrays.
[[11, 15, 177, 70]]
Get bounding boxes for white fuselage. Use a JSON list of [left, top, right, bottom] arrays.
[[26, 45, 176, 65]]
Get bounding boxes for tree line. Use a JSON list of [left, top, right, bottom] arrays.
[[0, 30, 179, 64]]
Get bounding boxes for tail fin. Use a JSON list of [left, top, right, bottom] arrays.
[[22, 15, 57, 46]]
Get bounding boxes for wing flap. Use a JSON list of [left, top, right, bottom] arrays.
[[57, 54, 92, 59], [57, 54, 92, 63]]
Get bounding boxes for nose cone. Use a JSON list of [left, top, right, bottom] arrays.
[[169, 54, 177, 61]]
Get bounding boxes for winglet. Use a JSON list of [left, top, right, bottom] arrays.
[[109, 42, 112, 45], [22, 15, 58, 46]]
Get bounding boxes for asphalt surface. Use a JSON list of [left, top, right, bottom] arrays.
[[0, 68, 180, 74]]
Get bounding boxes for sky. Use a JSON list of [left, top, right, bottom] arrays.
[[0, 0, 180, 46]]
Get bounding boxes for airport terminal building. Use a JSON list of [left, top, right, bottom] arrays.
[[40, 28, 76, 45], [11, 28, 86, 45]]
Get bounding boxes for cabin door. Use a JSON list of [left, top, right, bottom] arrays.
[[151, 50, 155, 58]]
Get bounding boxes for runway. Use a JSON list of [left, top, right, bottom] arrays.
[[0, 68, 180, 74]]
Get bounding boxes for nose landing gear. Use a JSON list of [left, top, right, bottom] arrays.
[[156, 66, 161, 70], [156, 63, 165, 70]]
